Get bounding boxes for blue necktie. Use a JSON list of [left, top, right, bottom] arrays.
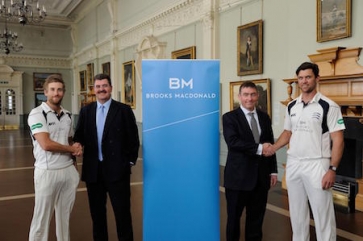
[[97, 105, 105, 161]]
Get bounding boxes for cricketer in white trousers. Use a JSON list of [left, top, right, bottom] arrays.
[[286, 157, 336, 241], [29, 164, 80, 241]]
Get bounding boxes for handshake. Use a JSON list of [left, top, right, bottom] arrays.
[[262, 143, 276, 157], [71, 142, 83, 157]]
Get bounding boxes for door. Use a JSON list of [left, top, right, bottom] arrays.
[[0, 88, 19, 130]]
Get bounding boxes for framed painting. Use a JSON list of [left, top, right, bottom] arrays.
[[122, 60, 136, 108], [87, 63, 94, 86], [78, 93, 88, 108], [229, 78, 271, 117], [79, 70, 86, 91], [237, 20, 263, 76], [34, 93, 47, 107], [33, 73, 61, 91], [172, 46, 196, 59], [317, 0, 351, 42], [102, 62, 111, 76]]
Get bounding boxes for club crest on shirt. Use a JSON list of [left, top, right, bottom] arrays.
[[337, 119, 344, 124], [312, 112, 321, 120]]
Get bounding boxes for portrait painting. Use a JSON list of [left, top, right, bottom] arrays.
[[229, 78, 271, 117], [33, 73, 61, 91], [122, 61, 136, 108], [317, 0, 351, 42], [237, 20, 263, 76], [102, 62, 111, 76], [87, 63, 94, 86], [79, 70, 87, 92], [172, 46, 196, 59]]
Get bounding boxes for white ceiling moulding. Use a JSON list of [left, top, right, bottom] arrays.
[[50, 0, 83, 17], [218, 0, 259, 12], [0, 55, 71, 68]]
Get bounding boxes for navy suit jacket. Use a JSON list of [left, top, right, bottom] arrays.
[[222, 108, 277, 191], [74, 100, 140, 183]]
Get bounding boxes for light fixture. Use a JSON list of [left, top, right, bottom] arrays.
[[0, 0, 46, 25], [0, 18, 23, 54]]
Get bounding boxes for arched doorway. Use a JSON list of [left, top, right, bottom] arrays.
[[0, 88, 19, 130], [0, 65, 23, 130]]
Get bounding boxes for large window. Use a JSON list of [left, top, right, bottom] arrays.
[[5, 89, 16, 115]]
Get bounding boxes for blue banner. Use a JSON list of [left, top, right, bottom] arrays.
[[142, 60, 220, 241]]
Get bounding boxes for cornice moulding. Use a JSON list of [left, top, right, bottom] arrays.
[[74, 44, 98, 64], [0, 55, 72, 68], [218, 0, 258, 12]]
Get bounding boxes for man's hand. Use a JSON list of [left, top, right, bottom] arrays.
[[270, 175, 277, 187], [262, 143, 275, 156], [322, 170, 336, 190], [72, 142, 83, 157]]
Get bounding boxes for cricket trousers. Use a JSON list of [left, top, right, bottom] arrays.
[[29, 165, 80, 241], [286, 157, 336, 241]]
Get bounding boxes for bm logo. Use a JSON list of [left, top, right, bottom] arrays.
[[169, 78, 193, 89]]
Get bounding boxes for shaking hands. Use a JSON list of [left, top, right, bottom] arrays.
[[262, 143, 275, 157], [72, 142, 83, 157]]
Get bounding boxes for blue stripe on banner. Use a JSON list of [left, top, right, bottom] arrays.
[[142, 60, 220, 241]]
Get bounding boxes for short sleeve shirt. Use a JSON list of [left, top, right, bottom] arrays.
[[28, 102, 74, 169], [284, 92, 345, 160]]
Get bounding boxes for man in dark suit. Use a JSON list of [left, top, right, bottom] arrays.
[[74, 73, 139, 241], [222, 81, 277, 241]]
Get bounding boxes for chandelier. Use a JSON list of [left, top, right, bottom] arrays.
[[0, 18, 23, 54], [0, 0, 47, 25]]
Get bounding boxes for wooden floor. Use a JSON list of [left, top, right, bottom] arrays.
[[1, 129, 363, 241]]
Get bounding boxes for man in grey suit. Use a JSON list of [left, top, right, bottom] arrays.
[[222, 81, 277, 241], [74, 73, 139, 241]]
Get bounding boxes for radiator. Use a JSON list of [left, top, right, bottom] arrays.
[[332, 181, 357, 213]]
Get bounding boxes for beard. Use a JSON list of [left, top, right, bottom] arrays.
[[48, 96, 63, 106]]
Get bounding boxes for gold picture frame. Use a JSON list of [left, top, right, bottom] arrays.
[[237, 20, 263, 76], [79, 70, 86, 92], [317, 0, 351, 42], [102, 62, 111, 76], [172, 46, 196, 59], [122, 60, 136, 108], [87, 63, 94, 86], [33, 73, 61, 91], [229, 78, 271, 117]]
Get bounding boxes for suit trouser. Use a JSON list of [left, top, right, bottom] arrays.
[[86, 162, 133, 241], [29, 165, 80, 241], [286, 157, 336, 241], [225, 184, 268, 241]]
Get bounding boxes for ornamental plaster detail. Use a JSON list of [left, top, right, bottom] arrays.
[[135, 35, 167, 89], [75, 0, 255, 56], [76, 45, 98, 65], [0, 56, 71, 68], [117, 0, 204, 50], [202, 11, 214, 30], [97, 41, 112, 58]]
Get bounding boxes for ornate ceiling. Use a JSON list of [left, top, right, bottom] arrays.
[[1, 0, 87, 28]]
